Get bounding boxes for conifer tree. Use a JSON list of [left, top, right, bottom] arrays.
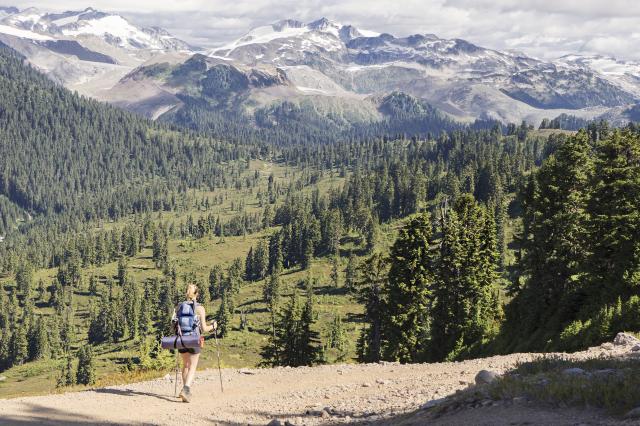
[[28, 315, 50, 361], [588, 129, 640, 304], [383, 213, 434, 362], [216, 290, 231, 337], [355, 253, 388, 363], [76, 345, 96, 385], [56, 354, 75, 388], [11, 323, 29, 366], [330, 255, 340, 288], [344, 253, 358, 294]]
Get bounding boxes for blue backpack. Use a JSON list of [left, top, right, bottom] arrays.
[[176, 301, 200, 336]]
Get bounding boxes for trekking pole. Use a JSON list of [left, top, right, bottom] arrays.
[[213, 329, 224, 392], [174, 350, 180, 397]]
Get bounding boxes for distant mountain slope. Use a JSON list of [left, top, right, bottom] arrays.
[[0, 42, 238, 232], [0, 6, 193, 97], [0, 7, 638, 128]]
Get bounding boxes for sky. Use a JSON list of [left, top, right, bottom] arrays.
[[10, 0, 640, 61]]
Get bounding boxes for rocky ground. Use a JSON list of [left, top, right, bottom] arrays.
[[1, 335, 640, 425]]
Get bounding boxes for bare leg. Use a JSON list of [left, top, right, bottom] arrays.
[[184, 353, 200, 387], [180, 352, 190, 385]]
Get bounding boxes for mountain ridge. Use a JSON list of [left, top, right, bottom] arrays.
[[0, 6, 638, 127]]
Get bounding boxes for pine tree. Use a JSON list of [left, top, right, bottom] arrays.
[[383, 213, 434, 362], [76, 345, 96, 385], [88, 275, 99, 296], [344, 253, 358, 294], [216, 290, 231, 337], [355, 253, 388, 363], [510, 131, 594, 347], [330, 255, 340, 288], [28, 315, 50, 361], [588, 129, 640, 305], [56, 354, 75, 388], [208, 265, 223, 300], [10, 319, 29, 366], [16, 262, 33, 301], [430, 196, 501, 360], [245, 247, 255, 281], [298, 280, 321, 366]]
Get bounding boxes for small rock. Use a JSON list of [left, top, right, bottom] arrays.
[[614, 332, 640, 346], [625, 407, 640, 419], [601, 342, 615, 350], [239, 368, 255, 375], [562, 367, 586, 376], [376, 378, 389, 385], [475, 370, 499, 385], [362, 383, 371, 387], [321, 409, 331, 419], [266, 420, 282, 426], [0, 376, 7, 382], [163, 374, 172, 381]]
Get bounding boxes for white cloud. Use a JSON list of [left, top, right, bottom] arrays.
[[11, 0, 640, 60]]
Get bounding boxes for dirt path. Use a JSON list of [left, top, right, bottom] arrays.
[[0, 350, 630, 425]]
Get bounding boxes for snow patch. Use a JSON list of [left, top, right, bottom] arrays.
[[0, 24, 52, 40]]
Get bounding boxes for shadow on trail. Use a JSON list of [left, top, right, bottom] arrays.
[[93, 387, 178, 403], [1, 402, 124, 425]]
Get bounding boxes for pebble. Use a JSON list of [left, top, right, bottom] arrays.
[[0, 376, 6, 382], [362, 383, 371, 387]]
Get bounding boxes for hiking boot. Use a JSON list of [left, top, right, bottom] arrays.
[[180, 386, 192, 403]]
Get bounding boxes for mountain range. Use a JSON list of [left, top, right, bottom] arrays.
[[0, 6, 639, 126]]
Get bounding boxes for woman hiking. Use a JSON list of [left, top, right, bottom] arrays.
[[172, 284, 217, 403]]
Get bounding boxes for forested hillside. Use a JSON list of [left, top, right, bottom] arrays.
[[0, 38, 639, 399]]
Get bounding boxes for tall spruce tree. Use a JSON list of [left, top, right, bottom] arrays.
[[76, 345, 96, 385], [382, 213, 434, 362]]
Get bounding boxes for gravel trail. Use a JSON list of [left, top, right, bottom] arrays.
[[0, 344, 635, 425]]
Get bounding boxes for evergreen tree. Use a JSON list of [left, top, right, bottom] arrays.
[[430, 196, 501, 360], [28, 315, 50, 361], [344, 253, 358, 294], [216, 290, 231, 337], [76, 345, 96, 385], [330, 255, 340, 288], [10, 321, 29, 366], [383, 213, 434, 362], [588, 129, 640, 305], [56, 354, 75, 388], [208, 265, 223, 300], [355, 253, 388, 363]]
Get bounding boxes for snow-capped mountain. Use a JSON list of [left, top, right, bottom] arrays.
[[200, 18, 638, 124], [0, 6, 193, 99], [0, 9, 638, 126], [0, 7, 191, 50], [555, 54, 640, 98]]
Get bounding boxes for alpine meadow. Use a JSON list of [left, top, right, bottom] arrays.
[[0, 2, 640, 425]]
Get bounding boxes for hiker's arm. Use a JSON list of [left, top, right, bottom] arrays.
[[197, 306, 215, 333]]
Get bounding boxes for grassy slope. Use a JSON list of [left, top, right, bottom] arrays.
[[0, 159, 399, 398]]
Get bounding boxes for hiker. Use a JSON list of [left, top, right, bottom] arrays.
[[172, 284, 217, 403]]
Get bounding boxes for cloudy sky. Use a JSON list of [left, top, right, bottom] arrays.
[[13, 0, 640, 60]]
